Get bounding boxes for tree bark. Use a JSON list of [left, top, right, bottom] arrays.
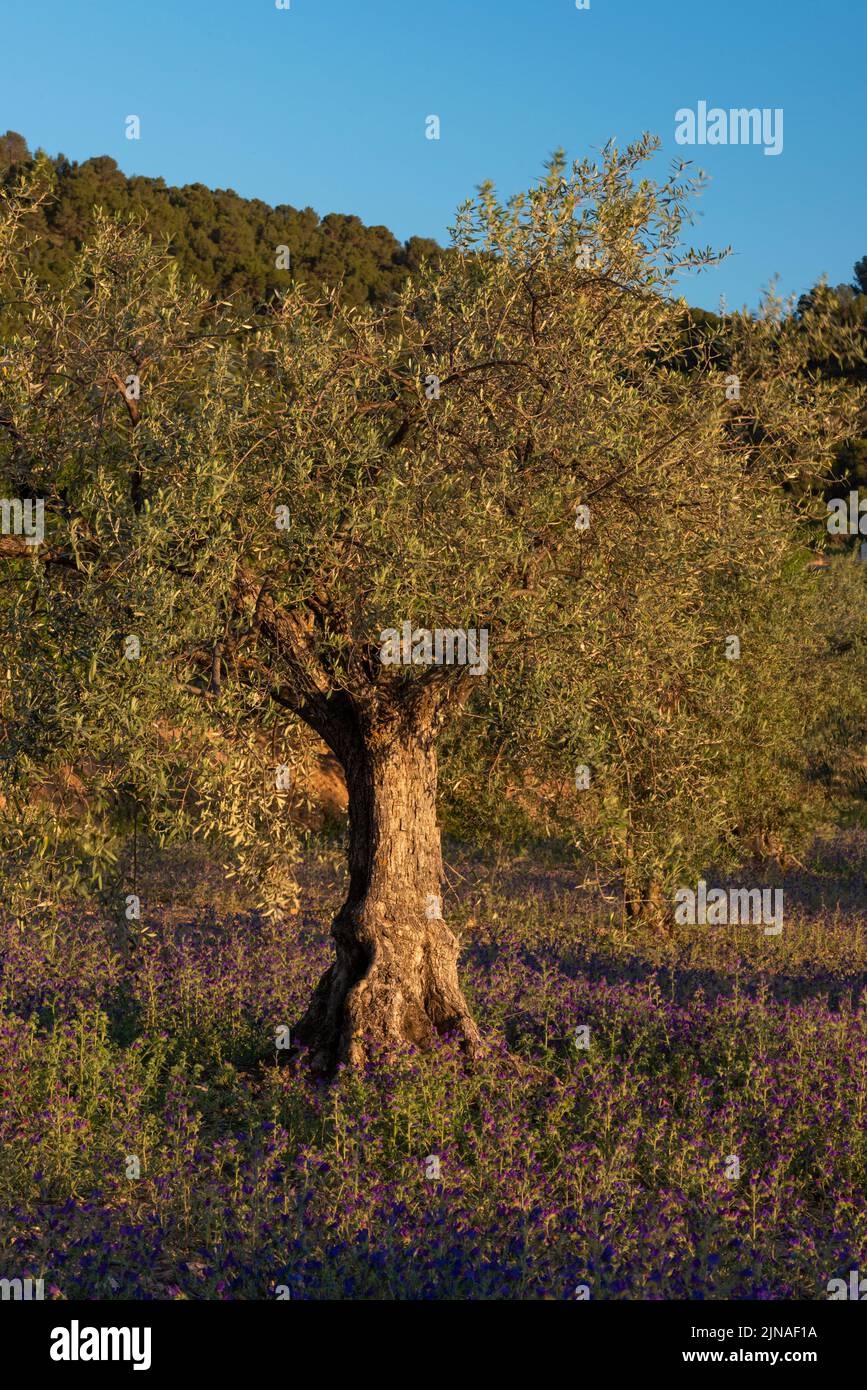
[[292, 715, 483, 1075], [622, 865, 666, 927]]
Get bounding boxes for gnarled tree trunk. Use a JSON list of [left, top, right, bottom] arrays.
[[292, 715, 482, 1074]]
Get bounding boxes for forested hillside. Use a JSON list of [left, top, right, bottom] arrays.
[[0, 129, 440, 308]]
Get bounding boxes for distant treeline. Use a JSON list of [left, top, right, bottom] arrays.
[[0, 130, 441, 309]]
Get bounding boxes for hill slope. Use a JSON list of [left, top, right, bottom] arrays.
[[0, 129, 440, 308]]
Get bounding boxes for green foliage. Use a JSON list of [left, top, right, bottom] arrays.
[[796, 274, 867, 502], [1, 138, 865, 921], [0, 130, 440, 311]]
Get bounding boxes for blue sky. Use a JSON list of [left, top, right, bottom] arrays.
[[2, 0, 864, 310]]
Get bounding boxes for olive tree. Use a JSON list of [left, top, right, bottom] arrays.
[[1, 139, 860, 1071]]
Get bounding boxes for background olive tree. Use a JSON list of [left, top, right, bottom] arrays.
[[440, 286, 867, 911]]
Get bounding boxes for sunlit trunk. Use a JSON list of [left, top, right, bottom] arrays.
[[292, 721, 482, 1074]]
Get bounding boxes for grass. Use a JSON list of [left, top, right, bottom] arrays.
[[1, 831, 866, 1299]]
